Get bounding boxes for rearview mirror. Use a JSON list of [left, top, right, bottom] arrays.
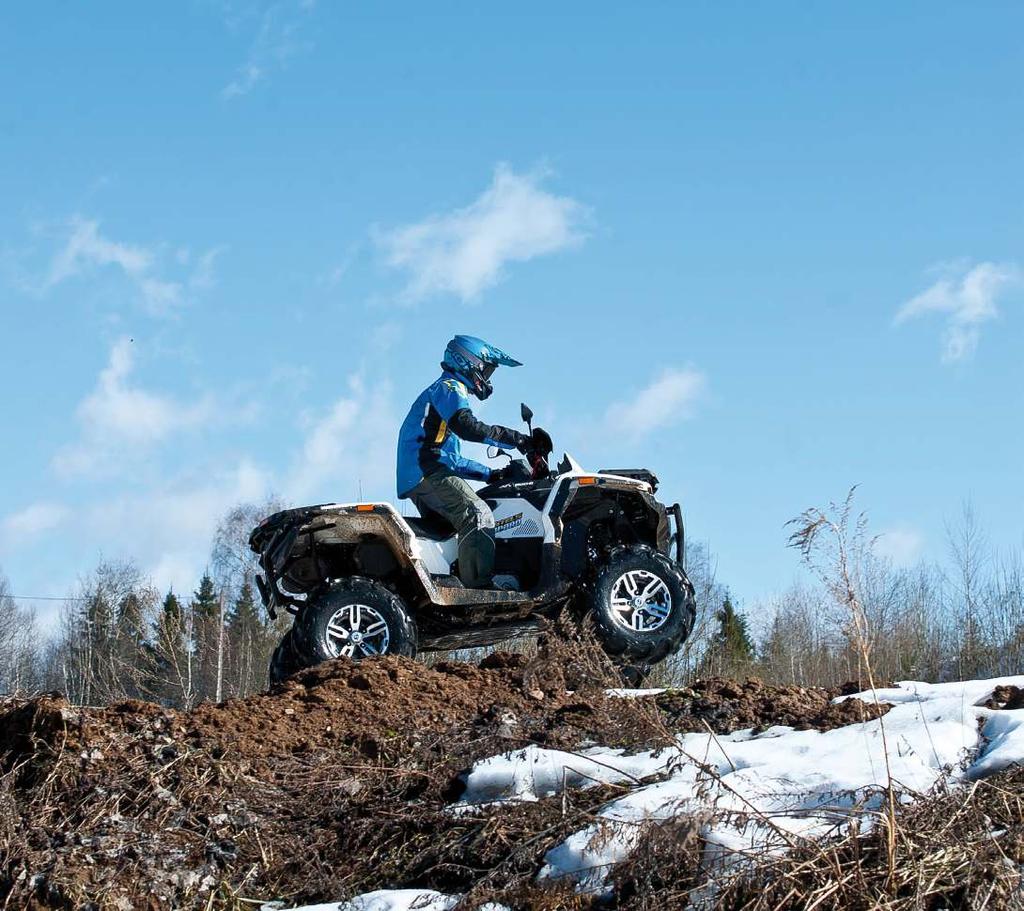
[[521, 403, 534, 424]]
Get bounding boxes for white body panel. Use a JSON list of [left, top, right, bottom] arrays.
[[324, 453, 650, 577], [490, 498, 546, 539], [412, 536, 458, 574]]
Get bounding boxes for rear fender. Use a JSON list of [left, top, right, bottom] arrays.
[[253, 504, 437, 613]]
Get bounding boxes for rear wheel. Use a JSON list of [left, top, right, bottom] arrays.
[[268, 627, 306, 684], [296, 577, 417, 666], [585, 545, 695, 664]]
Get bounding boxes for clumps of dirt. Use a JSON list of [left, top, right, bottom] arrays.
[[0, 650, 895, 910], [654, 676, 891, 735], [979, 684, 1024, 710]]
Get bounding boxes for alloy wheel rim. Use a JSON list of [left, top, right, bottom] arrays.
[[324, 603, 391, 657], [610, 569, 672, 632]]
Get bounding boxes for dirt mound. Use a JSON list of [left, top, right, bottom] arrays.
[[980, 684, 1024, 710], [0, 655, 892, 910], [655, 676, 889, 734]]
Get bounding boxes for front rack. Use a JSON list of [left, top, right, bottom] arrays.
[[668, 502, 685, 568]]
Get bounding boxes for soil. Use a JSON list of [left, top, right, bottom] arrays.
[[979, 684, 1024, 711], [0, 652, 894, 910], [655, 676, 890, 734]]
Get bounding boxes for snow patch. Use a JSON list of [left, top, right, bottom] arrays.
[[277, 677, 1024, 907], [458, 743, 678, 804], [460, 676, 1024, 892], [271, 890, 508, 911], [606, 687, 667, 698]]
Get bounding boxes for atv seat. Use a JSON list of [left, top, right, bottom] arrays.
[[405, 512, 455, 541]]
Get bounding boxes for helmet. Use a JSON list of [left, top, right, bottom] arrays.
[[442, 335, 522, 400]]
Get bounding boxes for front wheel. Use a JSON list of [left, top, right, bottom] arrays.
[[585, 545, 695, 664], [296, 577, 417, 666]]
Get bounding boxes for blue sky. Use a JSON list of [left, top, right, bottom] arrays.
[[2, 2, 1022, 627]]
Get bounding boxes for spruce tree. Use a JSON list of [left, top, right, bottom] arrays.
[[117, 593, 146, 647], [227, 580, 264, 696], [154, 588, 192, 707], [227, 580, 260, 638], [192, 574, 219, 621], [191, 572, 222, 701], [715, 595, 754, 664], [161, 589, 182, 624]]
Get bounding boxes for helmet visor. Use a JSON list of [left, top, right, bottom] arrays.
[[481, 362, 497, 381]]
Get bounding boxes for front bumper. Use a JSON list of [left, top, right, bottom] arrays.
[[668, 502, 685, 567]]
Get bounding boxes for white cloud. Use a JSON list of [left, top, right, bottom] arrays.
[[0, 502, 69, 552], [55, 373, 393, 598], [895, 261, 1022, 362], [221, 2, 315, 99], [285, 374, 396, 502], [46, 216, 152, 285], [873, 526, 924, 568], [603, 367, 707, 440], [38, 216, 219, 316], [86, 459, 271, 595], [53, 337, 215, 478], [375, 164, 589, 303]]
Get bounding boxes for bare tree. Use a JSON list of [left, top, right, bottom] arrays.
[[52, 559, 158, 705], [947, 502, 991, 677], [788, 488, 900, 874], [0, 570, 42, 695], [210, 496, 289, 602], [152, 588, 197, 708]]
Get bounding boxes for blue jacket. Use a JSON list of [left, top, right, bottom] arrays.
[[397, 372, 513, 497]]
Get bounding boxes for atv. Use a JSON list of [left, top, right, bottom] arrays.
[[250, 404, 696, 683]]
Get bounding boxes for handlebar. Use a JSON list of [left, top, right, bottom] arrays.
[[489, 421, 554, 484], [527, 426, 553, 480]]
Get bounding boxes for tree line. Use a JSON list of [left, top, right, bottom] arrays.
[[1, 496, 1022, 704], [673, 501, 1024, 689], [0, 499, 288, 706]]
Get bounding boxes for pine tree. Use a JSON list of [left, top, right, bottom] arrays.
[[192, 574, 219, 621], [227, 581, 260, 639], [117, 593, 146, 648], [161, 589, 182, 624], [227, 580, 264, 697], [154, 588, 193, 707], [191, 572, 223, 701], [113, 592, 152, 699], [701, 594, 754, 678], [715, 595, 754, 664]]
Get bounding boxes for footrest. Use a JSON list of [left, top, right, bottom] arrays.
[[429, 584, 534, 607]]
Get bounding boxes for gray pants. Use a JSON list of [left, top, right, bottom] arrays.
[[409, 472, 495, 587]]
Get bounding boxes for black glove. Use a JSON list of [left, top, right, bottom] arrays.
[[490, 460, 532, 484]]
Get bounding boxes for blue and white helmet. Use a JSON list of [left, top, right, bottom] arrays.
[[442, 335, 522, 400]]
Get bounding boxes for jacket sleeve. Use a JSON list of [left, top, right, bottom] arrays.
[[445, 449, 493, 482], [448, 408, 524, 450]]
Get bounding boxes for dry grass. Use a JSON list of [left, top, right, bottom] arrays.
[[598, 766, 1024, 911], [2, 622, 1020, 910]]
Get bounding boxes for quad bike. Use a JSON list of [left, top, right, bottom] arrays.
[[250, 404, 696, 683]]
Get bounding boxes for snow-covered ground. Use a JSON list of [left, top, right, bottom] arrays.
[[266, 890, 509, 911], [277, 675, 1024, 910]]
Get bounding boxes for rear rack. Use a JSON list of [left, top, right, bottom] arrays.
[[599, 468, 659, 492]]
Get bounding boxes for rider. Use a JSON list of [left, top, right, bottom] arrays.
[[397, 335, 530, 588]]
